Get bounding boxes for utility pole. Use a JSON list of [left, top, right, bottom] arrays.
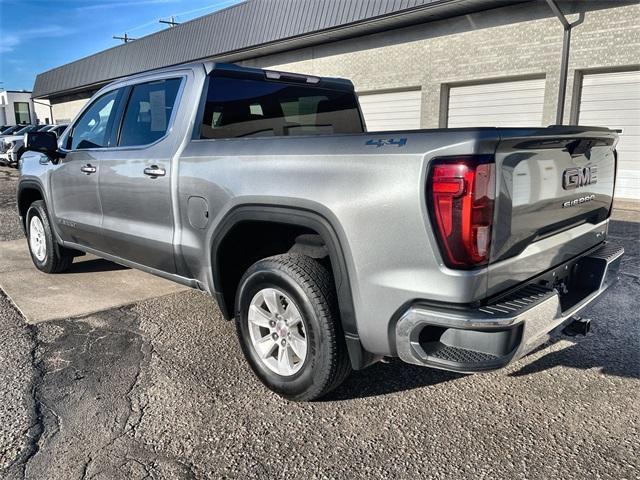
[[113, 33, 136, 43], [159, 16, 180, 27]]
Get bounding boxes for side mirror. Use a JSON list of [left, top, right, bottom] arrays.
[[25, 131, 64, 160]]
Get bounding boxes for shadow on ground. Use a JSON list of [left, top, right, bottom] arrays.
[[324, 359, 463, 401], [66, 258, 129, 274], [510, 335, 640, 380]]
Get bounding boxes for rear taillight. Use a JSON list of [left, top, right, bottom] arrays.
[[428, 156, 495, 269]]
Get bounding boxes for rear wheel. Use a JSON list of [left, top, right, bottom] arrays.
[[26, 200, 73, 273], [235, 254, 351, 401]]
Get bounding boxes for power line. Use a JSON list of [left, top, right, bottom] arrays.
[[124, 0, 240, 35], [114, 0, 241, 42]]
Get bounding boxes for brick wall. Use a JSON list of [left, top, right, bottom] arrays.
[[242, 2, 640, 128], [47, 3, 640, 129]]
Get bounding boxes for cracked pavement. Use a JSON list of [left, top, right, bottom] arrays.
[[0, 165, 639, 479]]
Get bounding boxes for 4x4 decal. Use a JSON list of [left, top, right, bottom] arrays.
[[365, 138, 407, 148]]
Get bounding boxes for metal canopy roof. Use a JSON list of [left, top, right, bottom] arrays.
[[33, 0, 527, 99]]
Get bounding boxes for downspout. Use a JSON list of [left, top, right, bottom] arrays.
[[546, 0, 584, 125]]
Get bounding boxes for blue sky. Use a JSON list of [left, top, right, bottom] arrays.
[[0, 0, 244, 91]]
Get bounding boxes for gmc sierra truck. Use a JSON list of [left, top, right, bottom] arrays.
[[18, 62, 623, 401]]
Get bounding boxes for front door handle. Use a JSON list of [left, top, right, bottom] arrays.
[[143, 165, 166, 177], [80, 164, 97, 174]]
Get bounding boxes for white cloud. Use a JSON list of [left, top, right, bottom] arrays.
[[0, 25, 72, 53], [0, 35, 20, 54], [76, 0, 176, 12]]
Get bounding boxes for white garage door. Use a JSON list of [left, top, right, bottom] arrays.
[[578, 70, 640, 200], [447, 78, 546, 128], [358, 89, 421, 132]]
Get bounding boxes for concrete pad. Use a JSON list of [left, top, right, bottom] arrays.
[[612, 201, 640, 223], [0, 239, 188, 324]]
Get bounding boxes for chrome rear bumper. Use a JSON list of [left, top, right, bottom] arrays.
[[395, 242, 624, 373]]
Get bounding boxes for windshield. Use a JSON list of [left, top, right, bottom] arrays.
[[14, 125, 37, 135], [50, 125, 68, 137], [1, 126, 21, 135]]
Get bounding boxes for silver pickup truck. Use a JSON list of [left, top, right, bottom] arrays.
[[18, 62, 623, 401]]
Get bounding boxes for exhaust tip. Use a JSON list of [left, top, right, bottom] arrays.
[[563, 316, 591, 337]]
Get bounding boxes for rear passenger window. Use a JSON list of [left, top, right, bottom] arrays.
[[200, 75, 363, 139], [118, 78, 181, 147]]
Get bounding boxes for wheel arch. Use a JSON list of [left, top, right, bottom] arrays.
[[209, 205, 378, 370], [17, 180, 46, 234]]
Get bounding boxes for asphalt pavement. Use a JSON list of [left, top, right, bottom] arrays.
[[0, 165, 638, 479]]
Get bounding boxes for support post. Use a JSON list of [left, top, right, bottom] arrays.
[[545, 0, 584, 125], [556, 25, 571, 125], [32, 99, 54, 125]]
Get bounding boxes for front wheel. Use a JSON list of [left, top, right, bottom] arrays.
[[26, 200, 73, 273], [235, 254, 351, 401]]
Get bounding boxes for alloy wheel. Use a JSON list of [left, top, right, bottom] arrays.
[[247, 288, 308, 376], [29, 216, 47, 262]]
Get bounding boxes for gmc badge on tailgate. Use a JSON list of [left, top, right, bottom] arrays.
[[563, 166, 598, 190]]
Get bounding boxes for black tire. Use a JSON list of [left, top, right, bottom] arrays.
[[235, 254, 351, 401], [26, 200, 73, 273]]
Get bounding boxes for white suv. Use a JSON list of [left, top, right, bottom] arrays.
[[2, 124, 66, 167]]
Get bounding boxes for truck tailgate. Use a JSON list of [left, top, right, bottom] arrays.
[[487, 126, 617, 296]]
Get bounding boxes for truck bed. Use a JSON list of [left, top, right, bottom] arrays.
[[179, 124, 617, 355]]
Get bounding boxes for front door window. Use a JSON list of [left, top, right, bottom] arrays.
[[68, 89, 120, 150]]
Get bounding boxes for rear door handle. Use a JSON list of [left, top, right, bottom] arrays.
[[80, 164, 97, 174], [143, 165, 166, 177]]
